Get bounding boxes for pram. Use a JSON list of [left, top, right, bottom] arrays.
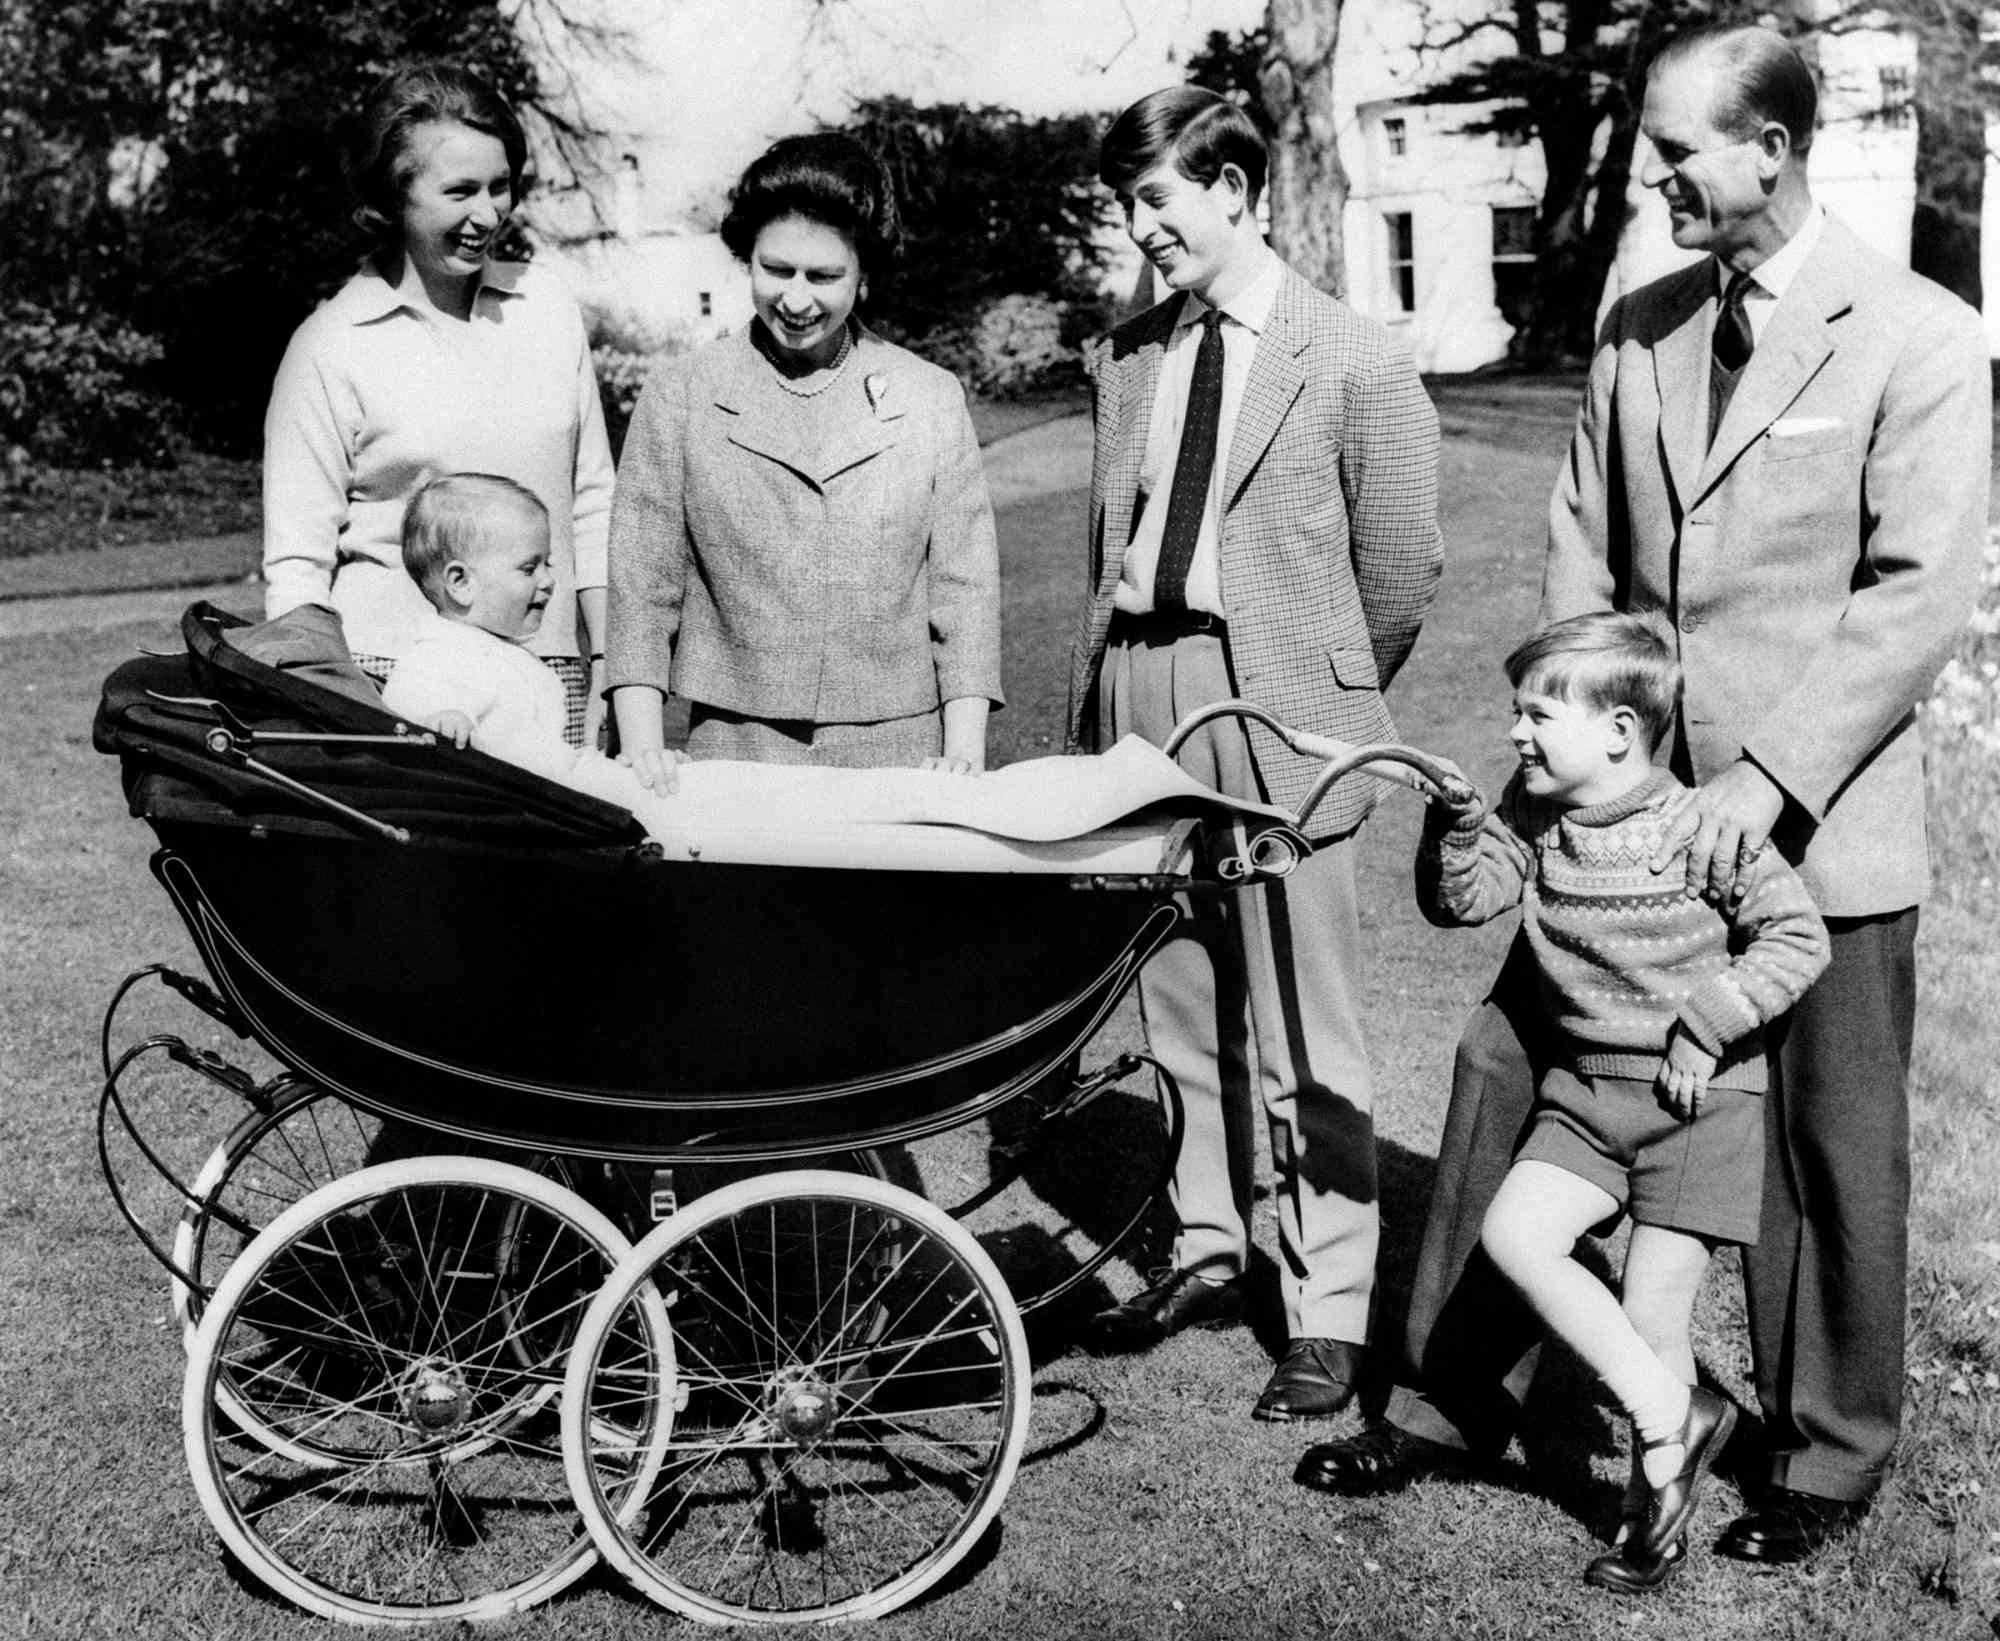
[[93, 603, 1458, 1627]]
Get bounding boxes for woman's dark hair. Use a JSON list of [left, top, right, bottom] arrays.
[[718, 133, 903, 279], [1649, 23, 1818, 155], [1100, 86, 1268, 205], [347, 64, 529, 247]]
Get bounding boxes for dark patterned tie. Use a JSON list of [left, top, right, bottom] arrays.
[[1713, 270, 1755, 371], [1153, 308, 1227, 613], [1708, 271, 1756, 446]]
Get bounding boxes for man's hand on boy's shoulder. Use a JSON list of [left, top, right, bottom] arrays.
[[1649, 760, 1786, 907]]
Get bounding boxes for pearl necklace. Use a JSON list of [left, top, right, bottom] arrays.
[[768, 325, 855, 398]]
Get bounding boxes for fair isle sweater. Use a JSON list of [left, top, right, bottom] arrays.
[[1419, 767, 1830, 1092]]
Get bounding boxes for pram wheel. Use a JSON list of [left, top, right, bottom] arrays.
[[170, 1079, 387, 1345], [183, 1156, 669, 1624], [564, 1170, 1030, 1624]]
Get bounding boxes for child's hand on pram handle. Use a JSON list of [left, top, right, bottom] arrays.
[[1418, 754, 1485, 828]]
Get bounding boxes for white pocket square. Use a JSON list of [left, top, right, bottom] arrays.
[[1770, 416, 1844, 437]]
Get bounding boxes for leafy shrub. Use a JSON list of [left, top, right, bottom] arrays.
[[1922, 527, 2000, 900], [588, 311, 696, 458], [0, 302, 177, 475], [967, 294, 1074, 398]]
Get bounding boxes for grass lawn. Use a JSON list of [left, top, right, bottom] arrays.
[[1, 385, 1995, 1640]]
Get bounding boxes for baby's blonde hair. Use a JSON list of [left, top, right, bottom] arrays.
[[401, 473, 548, 605], [1504, 611, 1682, 753]]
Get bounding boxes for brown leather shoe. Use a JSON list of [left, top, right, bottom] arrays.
[[1083, 1266, 1244, 1354], [1716, 1490, 1867, 1563], [1294, 1420, 1469, 1495], [1637, 1386, 1738, 1558], [1251, 1337, 1363, 1422]]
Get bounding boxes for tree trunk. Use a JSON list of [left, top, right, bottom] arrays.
[[1513, 98, 1603, 367], [1909, 0, 1984, 309], [1259, 0, 1347, 298]]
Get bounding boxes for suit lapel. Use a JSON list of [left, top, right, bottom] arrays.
[[1694, 229, 1848, 500], [1223, 273, 1307, 508], [1651, 272, 1710, 518], [711, 327, 901, 489]]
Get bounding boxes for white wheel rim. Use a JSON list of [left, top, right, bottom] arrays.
[[564, 1169, 1030, 1625], [182, 1155, 654, 1624]]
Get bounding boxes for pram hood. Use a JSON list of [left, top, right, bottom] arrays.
[[94, 603, 645, 851]]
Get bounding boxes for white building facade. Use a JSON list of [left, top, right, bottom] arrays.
[[1334, 0, 1998, 367]]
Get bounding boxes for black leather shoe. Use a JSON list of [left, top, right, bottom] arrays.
[[1584, 1533, 1686, 1594], [1083, 1266, 1243, 1354], [1253, 1338, 1363, 1421], [1716, 1490, 1867, 1564], [1637, 1386, 1738, 1558], [1294, 1421, 1468, 1495]]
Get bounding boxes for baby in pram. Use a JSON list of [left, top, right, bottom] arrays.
[[382, 473, 647, 812], [374, 469, 1309, 875]]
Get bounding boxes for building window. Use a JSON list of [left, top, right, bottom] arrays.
[[1385, 212, 1415, 313], [1879, 64, 1911, 128], [1491, 205, 1537, 329], [698, 290, 713, 318], [1383, 116, 1408, 158]]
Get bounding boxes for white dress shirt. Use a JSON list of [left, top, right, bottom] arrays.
[[1717, 205, 1827, 348], [1115, 248, 1286, 618]]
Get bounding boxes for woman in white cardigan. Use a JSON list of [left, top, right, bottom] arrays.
[[261, 64, 613, 746]]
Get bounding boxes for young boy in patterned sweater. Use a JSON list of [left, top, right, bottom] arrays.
[[1418, 611, 1829, 1595]]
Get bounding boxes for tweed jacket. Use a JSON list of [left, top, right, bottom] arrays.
[[606, 324, 1002, 723], [1065, 267, 1442, 837], [1544, 216, 1989, 916]]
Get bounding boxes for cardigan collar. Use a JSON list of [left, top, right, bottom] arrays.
[[338, 256, 530, 327]]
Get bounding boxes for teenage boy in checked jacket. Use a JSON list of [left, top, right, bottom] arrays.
[[1066, 85, 1442, 1420]]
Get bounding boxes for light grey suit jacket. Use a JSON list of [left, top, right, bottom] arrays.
[[1065, 267, 1442, 836], [1544, 216, 1990, 916], [606, 324, 1002, 723]]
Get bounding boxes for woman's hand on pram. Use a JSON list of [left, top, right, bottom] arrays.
[[623, 745, 688, 795], [918, 754, 980, 776]]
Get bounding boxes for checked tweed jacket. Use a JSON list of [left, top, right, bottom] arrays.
[[1065, 267, 1442, 837]]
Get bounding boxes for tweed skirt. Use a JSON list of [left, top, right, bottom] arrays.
[[684, 703, 943, 769]]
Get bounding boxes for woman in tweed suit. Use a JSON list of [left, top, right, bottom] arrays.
[[606, 134, 1003, 782]]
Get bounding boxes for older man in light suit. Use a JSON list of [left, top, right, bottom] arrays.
[[1067, 86, 1441, 1420], [1297, 23, 1988, 1564]]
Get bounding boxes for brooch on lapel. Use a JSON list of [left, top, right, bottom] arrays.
[[864, 372, 890, 416]]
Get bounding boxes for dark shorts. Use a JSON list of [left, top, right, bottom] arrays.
[[1518, 1065, 1764, 1244]]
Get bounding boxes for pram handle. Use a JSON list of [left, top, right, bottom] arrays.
[[1161, 699, 1473, 831]]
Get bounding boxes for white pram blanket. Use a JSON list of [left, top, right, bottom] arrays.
[[633, 737, 1303, 875]]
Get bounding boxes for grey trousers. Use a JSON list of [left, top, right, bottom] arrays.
[[1102, 627, 1377, 1342]]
